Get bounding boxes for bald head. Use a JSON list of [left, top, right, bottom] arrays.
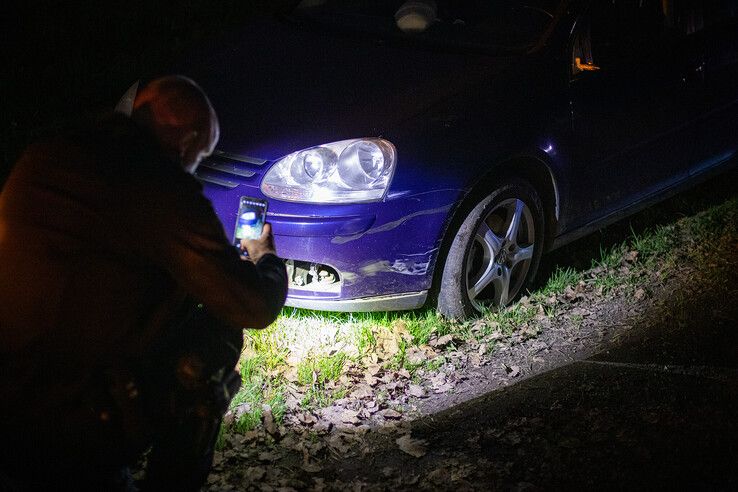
[[131, 76, 220, 173]]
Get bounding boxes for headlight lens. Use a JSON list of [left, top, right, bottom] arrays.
[[261, 138, 396, 203]]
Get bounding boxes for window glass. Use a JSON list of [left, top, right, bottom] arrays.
[[572, 0, 676, 75], [662, 0, 738, 35]]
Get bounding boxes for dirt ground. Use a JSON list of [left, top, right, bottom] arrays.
[[203, 176, 738, 491]]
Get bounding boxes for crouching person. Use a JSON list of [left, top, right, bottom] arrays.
[[0, 76, 287, 491]]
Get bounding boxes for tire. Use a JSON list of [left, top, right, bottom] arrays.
[[437, 179, 545, 319]]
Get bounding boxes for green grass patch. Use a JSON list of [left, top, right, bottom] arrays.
[[594, 272, 620, 293], [296, 352, 349, 408], [630, 223, 676, 260], [592, 243, 625, 270], [481, 303, 538, 335], [404, 310, 447, 345], [296, 352, 347, 386], [354, 323, 377, 354], [540, 266, 581, 296]]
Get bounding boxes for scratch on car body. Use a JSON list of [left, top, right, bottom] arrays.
[[331, 204, 452, 245]]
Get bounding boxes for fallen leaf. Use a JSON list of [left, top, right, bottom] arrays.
[[429, 373, 447, 388], [351, 384, 374, 399], [634, 288, 645, 300], [407, 384, 426, 398], [468, 353, 482, 368], [623, 250, 639, 263], [380, 335, 400, 358], [392, 320, 414, 342], [245, 466, 267, 481], [285, 394, 302, 411], [313, 420, 331, 433], [262, 404, 277, 435], [430, 334, 454, 348], [470, 319, 486, 332], [564, 285, 577, 300], [312, 477, 326, 491], [327, 434, 353, 456], [434, 382, 455, 393], [340, 409, 360, 424], [505, 365, 521, 378], [396, 434, 427, 457], [405, 347, 428, 364], [257, 451, 279, 462], [298, 412, 318, 425], [302, 461, 323, 473], [379, 408, 403, 419]]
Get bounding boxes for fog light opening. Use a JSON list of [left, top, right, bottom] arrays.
[[285, 259, 341, 293]]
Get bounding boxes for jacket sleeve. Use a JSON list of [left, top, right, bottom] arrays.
[[125, 172, 288, 330]]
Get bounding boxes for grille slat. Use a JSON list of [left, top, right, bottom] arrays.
[[195, 151, 268, 189], [199, 161, 256, 178], [194, 172, 239, 189], [212, 150, 267, 166]]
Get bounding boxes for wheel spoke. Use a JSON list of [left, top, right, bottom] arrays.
[[505, 199, 525, 244], [476, 221, 503, 258], [491, 265, 511, 306], [467, 261, 497, 300], [510, 244, 534, 268]]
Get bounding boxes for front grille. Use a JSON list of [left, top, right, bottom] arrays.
[[195, 150, 268, 189]]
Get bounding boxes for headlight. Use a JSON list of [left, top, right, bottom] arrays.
[[261, 138, 396, 203]]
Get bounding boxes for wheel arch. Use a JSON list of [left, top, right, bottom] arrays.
[[428, 153, 561, 306]]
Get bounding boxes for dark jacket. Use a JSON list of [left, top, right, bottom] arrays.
[[0, 113, 286, 467]]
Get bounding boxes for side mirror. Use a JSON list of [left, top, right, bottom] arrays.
[[574, 57, 600, 72]]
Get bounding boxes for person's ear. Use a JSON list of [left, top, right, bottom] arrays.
[[179, 130, 200, 160]]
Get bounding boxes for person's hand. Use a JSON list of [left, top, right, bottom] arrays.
[[240, 223, 277, 262]]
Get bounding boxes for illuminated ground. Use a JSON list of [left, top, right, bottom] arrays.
[[200, 173, 738, 490]]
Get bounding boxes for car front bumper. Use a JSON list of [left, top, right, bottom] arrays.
[[285, 290, 428, 312], [202, 178, 461, 311]]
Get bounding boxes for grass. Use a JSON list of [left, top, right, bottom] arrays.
[[630, 223, 676, 260], [593, 243, 625, 271], [404, 311, 448, 344], [540, 267, 581, 296], [217, 195, 738, 441], [297, 352, 347, 386]]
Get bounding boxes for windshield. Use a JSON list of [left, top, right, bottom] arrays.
[[291, 0, 564, 51]]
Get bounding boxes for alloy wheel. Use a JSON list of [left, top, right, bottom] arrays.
[[465, 198, 535, 310]]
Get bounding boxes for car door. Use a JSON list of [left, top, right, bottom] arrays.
[[676, 0, 738, 176], [565, 0, 702, 228]]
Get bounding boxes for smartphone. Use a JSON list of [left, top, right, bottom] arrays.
[[233, 196, 268, 245]]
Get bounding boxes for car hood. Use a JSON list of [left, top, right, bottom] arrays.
[[177, 16, 514, 161]]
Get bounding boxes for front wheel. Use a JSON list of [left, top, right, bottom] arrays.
[[437, 179, 545, 319]]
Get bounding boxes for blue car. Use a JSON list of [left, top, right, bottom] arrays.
[[130, 0, 738, 318]]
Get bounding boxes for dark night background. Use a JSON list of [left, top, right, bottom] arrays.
[[1, 1, 296, 183]]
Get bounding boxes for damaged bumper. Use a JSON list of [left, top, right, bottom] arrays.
[[271, 194, 455, 311], [201, 166, 463, 311]]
